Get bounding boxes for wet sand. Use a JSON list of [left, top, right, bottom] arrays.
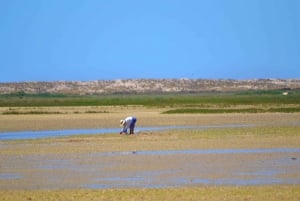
[[1, 147, 299, 190]]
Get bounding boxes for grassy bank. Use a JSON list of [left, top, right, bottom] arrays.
[[162, 107, 300, 114], [0, 90, 299, 107]]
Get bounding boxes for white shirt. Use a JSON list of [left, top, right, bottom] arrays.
[[121, 116, 136, 133]]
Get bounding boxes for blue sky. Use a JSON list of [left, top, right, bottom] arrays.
[[1, 0, 299, 82]]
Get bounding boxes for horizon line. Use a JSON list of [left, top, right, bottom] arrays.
[[1, 77, 300, 84]]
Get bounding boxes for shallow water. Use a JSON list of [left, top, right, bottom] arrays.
[[84, 148, 300, 188], [0, 124, 249, 140], [1, 148, 299, 189], [0, 173, 22, 180], [94, 148, 300, 156]]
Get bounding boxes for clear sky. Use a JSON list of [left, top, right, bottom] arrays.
[[1, 0, 299, 82]]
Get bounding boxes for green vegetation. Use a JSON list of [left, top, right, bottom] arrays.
[[162, 107, 300, 114], [2, 110, 62, 115], [0, 90, 299, 109], [2, 109, 109, 115]]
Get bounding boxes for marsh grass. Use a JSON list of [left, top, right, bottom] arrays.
[[1, 107, 110, 115], [162, 107, 300, 114], [2, 110, 109, 115], [1, 90, 300, 107], [2, 110, 63, 115]]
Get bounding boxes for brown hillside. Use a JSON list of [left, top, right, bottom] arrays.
[[0, 79, 299, 95]]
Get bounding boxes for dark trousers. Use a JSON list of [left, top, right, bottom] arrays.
[[129, 117, 137, 134]]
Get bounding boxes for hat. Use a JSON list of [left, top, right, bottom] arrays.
[[120, 120, 125, 126]]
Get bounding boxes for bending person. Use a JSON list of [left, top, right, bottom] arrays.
[[120, 116, 137, 135]]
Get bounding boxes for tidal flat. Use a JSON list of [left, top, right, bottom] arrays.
[[0, 106, 300, 200]]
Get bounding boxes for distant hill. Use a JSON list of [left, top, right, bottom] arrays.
[[0, 79, 299, 95]]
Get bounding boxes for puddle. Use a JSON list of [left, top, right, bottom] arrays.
[[83, 171, 294, 189], [35, 159, 71, 170], [0, 124, 249, 140], [93, 148, 300, 157], [0, 128, 120, 140], [85, 176, 174, 189], [0, 173, 22, 180], [84, 148, 300, 188]]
